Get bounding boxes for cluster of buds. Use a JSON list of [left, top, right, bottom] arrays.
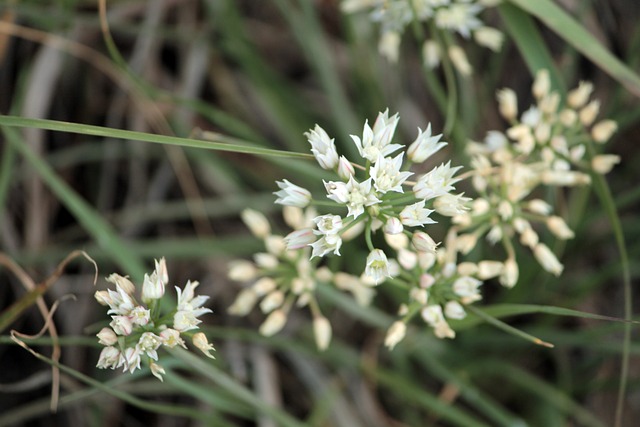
[[341, 0, 503, 73], [94, 258, 215, 381], [455, 69, 619, 276]]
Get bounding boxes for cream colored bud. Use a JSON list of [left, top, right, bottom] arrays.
[[254, 253, 279, 269], [474, 27, 503, 52], [341, 220, 365, 241], [519, 227, 539, 248], [568, 81, 593, 109], [534, 243, 564, 276], [264, 235, 286, 256], [106, 274, 136, 295], [534, 123, 551, 144], [487, 225, 503, 244], [313, 316, 332, 351], [150, 362, 166, 381], [260, 291, 285, 313], [410, 287, 428, 305], [384, 321, 407, 350], [384, 217, 404, 235], [228, 289, 258, 316], [412, 231, 438, 253], [500, 257, 519, 288], [498, 200, 514, 220], [478, 261, 503, 279], [444, 301, 466, 320], [420, 273, 435, 289], [497, 88, 518, 121], [241, 209, 271, 238], [282, 206, 304, 229], [385, 231, 409, 251], [228, 260, 257, 281], [533, 69, 550, 99], [559, 109, 577, 127], [337, 155, 355, 180], [259, 310, 287, 336], [379, 31, 401, 62], [456, 234, 478, 255], [473, 198, 491, 215], [457, 262, 478, 276], [398, 248, 418, 270], [579, 100, 600, 126], [526, 199, 553, 216], [570, 145, 586, 162], [315, 266, 333, 282], [192, 332, 216, 359], [539, 93, 560, 115], [448, 45, 472, 76], [546, 216, 575, 239], [422, 40, 440, 69], [591, 120, 617, 143], [542, 170, 591, 186], [434, 321, 456, 339], [97, 327, 118, 346], [592, 154, 621, 174], [94, 290, 112, 306]]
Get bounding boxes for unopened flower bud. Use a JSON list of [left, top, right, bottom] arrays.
[[412, 231, 438, 253], [228, 289, 258, 316], [398, 248, 418, 270], [254, 253, 278, 269], [591, 120, 617, 143], [444, 301, 466, 320], [592, 154, 620, 175], [97, 327, 118, 346], [497, 88, 518, 121], [228, 260, 257, 281], [384, 321, 406, 350], [422, 40, 440, 69], [456, 233, 478, 255], [150, 362, 166, 381], [474, 27, 503, 52], [546, 216, 575, 239], [579, 100, 600, 126], [478, 261, 503, 279], [379, 30, 401, 62], [106, 274, 135, 295], [534, 243, 564, 276], [500, 257, 519, 288], [282, 206, 304, 229], [567, 81, 593, 108], [313, 316, 332, 351], [241, 209, 271, 238], [526, 199, 552, 216], [385, 232, 408, 251], [337, 156, 355, 179], [533, 69, 550, 99], [448, 45, 472, 76], [260, 290, 285, 313], [383, 217, 404, 235], [457, 262, 478, 276], [192, 332, 216, 359], [259, 310, 287, 336]]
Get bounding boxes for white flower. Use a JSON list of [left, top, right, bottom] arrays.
[[176, 280, 211, 317], [274, 180, 312, 207], [96, 346, 120, 369], [433, 193, 471, 217], [313, 214, 343, 236], [241, 209, 271, 238], [384, 321, 407, 350], [310, 235, 343, 258], [142, 271, 165, 304], [160, 328, 187, 348], [350, 110, 403, 162], [137, 332, 162, 361], [192, 332, 216, 359], [407, 124, 447, 163], [130, 305, 151, 326], [365, 249, 390, 284], [399, 200, 436, 227], [284, 228, 316, 250], [313, 316, 332, 351], [110, 315, 133, 336], [306, 124, 339, 169], [118, 347, 142, 374], [150, 362, 166, 381], [434, 3, 483, 38], [444, 301, 466, 320], [452, 276, 482, 303], [325, 177, 380, 219], [413, 161, 462, 200], [370, 153, 413, 193]]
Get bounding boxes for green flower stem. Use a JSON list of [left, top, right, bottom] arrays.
[[364, 219, 374, 252], [468, 305, 554, 348]]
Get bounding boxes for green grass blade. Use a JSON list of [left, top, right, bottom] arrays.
[[0, 115, 313, 160]]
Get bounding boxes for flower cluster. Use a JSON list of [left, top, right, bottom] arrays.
[[229, 77, 619, 349], [342, 0, 503, 72], [454, 69, 619, 277], [94, 258, 215, 381]]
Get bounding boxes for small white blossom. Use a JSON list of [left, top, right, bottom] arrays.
[[97, 327, 118, 346], [97, 346, 120, 369], [370, 153, 413, 193], [413, 161, 463, 200], [407, 124, 447, 163], [444, 301, 466, 320], [192, 332, 216, 359], [384, 321, 407, 350], [306, 124, 339, 170], [274, 180, 312, 207], [350, 110, 403, 162], [365, 249, 390, 284], [160, 328, 187, 349], [325, 177, 380, 219], [399, 200, 436, 227], [313, 316, 332, 351]]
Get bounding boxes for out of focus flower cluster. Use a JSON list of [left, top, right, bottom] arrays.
[[342, 0, 503, 73], [94, 258, 215, 381]]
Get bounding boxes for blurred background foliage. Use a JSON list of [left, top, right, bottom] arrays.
[[0, 0, 639, 426]]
